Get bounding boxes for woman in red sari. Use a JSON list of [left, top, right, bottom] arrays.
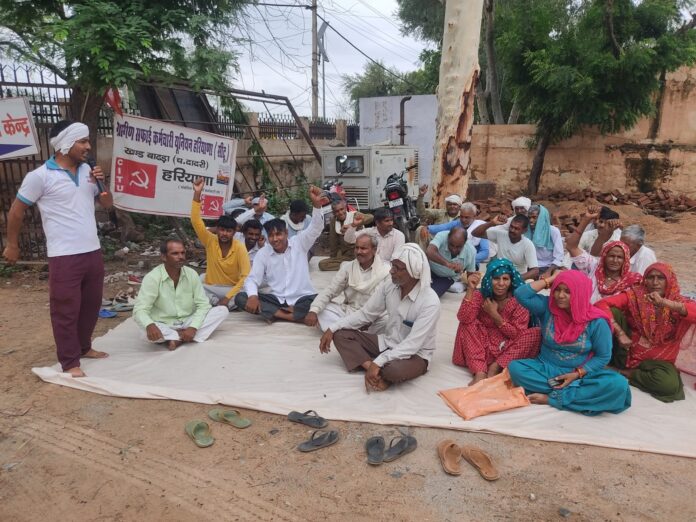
[[596, 262, 696, 402], [567, 207, 642, 303], [453, 258, 541, 386]]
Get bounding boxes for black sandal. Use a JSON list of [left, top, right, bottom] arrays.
[[287, 409, 328, 429], [365, 436, 386, 466], [297, 430, 340, 452], [383, 435, 417, 462]]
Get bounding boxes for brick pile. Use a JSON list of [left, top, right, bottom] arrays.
[[542, 188, 696, 220], [471, 188, 696, 238]]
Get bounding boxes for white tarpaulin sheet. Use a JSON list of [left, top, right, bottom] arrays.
[[32, 262, 696, 458]]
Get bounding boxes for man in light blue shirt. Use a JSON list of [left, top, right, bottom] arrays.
[[421, 203, 489, 266], [426, 228, 476, 297]]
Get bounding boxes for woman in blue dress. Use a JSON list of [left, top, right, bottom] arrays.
[[508, 269, 632, 415]]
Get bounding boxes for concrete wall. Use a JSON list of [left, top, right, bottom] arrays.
[[470, 66, 696, 197], [359, 95, 438, 190]]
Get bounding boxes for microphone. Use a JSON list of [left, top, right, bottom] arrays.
[[87, 158, 108, 196]]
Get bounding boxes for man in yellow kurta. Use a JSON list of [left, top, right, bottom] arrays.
[[190, 177, 250, 309]]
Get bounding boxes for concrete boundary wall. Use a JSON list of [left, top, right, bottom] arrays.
[[470, 66, 696, 196]]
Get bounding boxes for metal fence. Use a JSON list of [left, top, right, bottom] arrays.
[[258, 115, 298, 140], [0, 63, 76, 259], [1, 61, 357, 259]]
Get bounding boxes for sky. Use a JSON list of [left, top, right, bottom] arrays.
[[232, 0, 431, 120]]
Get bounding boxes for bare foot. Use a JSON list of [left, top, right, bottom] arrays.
[[82, 348, 109, 359], [371, 377, 391, 392], [65, 367, 86, 378], [528, 393, 549, 405], [167, 340, 183, 351], [273, 309, 296, 322], [468, 372, 487, 386], [487, 362, 501, 378]]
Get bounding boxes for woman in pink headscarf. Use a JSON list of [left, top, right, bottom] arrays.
[[508, 270, 632, 415]]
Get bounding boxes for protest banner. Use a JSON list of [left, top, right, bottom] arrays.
[[110, 114, 237, 219], [0, 97, 39, 161]]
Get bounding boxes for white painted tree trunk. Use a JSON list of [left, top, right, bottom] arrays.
[[431, 0, 485, 207]]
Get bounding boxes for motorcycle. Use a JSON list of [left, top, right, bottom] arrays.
[[319, 155, 358, 225], [383, 165, 420, 237]]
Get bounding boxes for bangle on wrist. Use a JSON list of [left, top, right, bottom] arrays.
[[575, 366, 587, 379]]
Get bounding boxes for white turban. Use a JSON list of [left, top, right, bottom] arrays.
[[511, 197, 532, 211], [391, 243, 431, 290], [49, 123, 89, 155], [444, 194, 463, 206]]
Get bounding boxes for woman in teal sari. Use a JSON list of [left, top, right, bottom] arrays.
[[508, 270, 632, 416]]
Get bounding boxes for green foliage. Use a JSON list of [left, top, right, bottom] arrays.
[[248, 139, 270, 190], [263, 177, 311, 217], [343, 60, 435, 119], [0, 263, 23, 278], [497, 0, 696, 143], [0, 0, 247, 93], [396, 0, 445, 42]]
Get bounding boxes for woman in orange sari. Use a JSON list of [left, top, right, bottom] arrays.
[[596, 262, 696, 402]]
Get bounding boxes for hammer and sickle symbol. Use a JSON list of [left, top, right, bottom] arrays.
[[129, 169, 150, 189]]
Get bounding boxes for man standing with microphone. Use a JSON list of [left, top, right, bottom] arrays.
[[3, 120, 113, 377]]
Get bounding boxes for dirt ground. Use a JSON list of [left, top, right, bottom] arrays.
[[2, 204, 696, 521]]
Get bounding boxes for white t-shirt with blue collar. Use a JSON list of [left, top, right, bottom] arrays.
[[17, 157, 100, 257]]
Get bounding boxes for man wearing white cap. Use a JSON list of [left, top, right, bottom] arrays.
[[510, 197, 532, 216], [319, 243, 441, 392], [414, 185, 462, 251], [235, 194, 275, 227], [416, 184, 462, 225], [3, 120, 113, 377]]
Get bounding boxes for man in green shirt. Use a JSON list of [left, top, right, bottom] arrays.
[[133, 239, 229, 350]]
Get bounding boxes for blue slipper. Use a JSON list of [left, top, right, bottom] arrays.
[[99, 308, 118, 318]]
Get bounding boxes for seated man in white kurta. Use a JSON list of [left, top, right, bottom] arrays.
[[304, 234, 391, 332], [234, 186, 324, 323]]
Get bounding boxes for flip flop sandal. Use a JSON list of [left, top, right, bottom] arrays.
[[382, 435, 418, 463], [460, 445, 500, 481], [365, 436, 386, 466], [185, 420, 215, 448], [98, 308, 118, 318], [437, 439, 462, 476], [287, 409, 328, 429], [297, 430, 339, 452], [110, 302, 134, 312], [207, 408, 252, 429]]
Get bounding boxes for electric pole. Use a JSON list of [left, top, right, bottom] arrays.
[[311, 0, 319, 119]]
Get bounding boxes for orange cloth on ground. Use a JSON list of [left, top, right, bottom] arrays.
[[438, 368, 530, 420]]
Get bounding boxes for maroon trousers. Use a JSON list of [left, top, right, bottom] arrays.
[[48, 249, 104, 371]]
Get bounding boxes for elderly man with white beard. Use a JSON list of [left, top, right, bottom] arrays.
[[305, 233, 391, 332], [319, 244, 441, 392]]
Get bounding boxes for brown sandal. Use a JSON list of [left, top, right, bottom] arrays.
[[437, 439, 462, 476], [460, 445, 500, 481]]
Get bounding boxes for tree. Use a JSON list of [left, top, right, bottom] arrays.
[[430, 0, 485, 206], [0, 0, 247, 148], [497, 0, 696, 194], [397, 0, 517, 125], [396, 0, 446, 43], [342, 61, 433, 119]]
